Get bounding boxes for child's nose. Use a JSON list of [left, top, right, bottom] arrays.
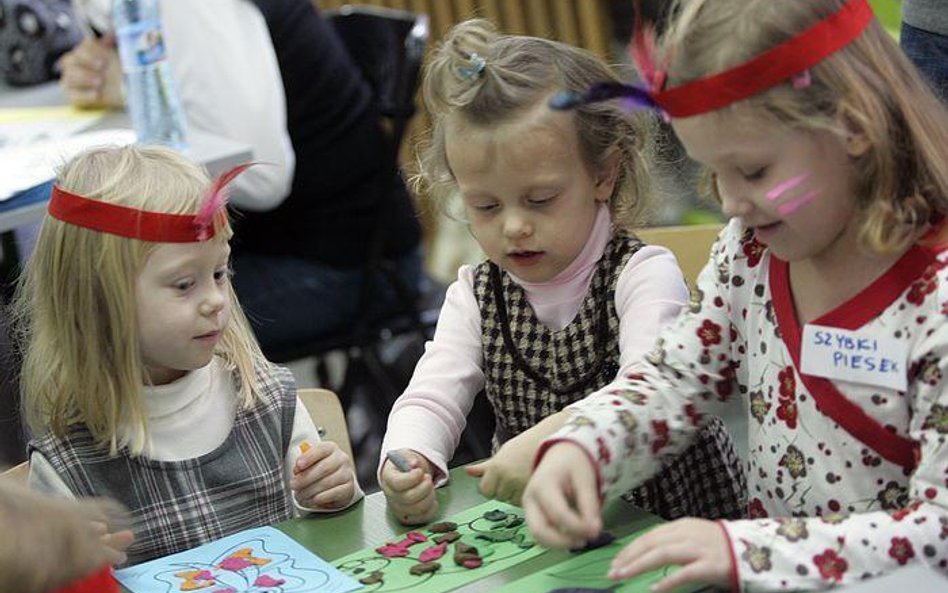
[[503, 212, 532, 238], [719, 189, 755, 219], [200, 288, 227, 316]]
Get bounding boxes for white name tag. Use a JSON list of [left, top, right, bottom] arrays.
[[801, 324, 908, 391]]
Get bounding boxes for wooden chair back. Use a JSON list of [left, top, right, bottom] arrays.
[[0, 461, 29, 483], [297, 388, 355, 462], [636, 223, 723, 288]]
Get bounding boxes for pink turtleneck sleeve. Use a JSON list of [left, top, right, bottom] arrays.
[[378, 206, 689, 483]]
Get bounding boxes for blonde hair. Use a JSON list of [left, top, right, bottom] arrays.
[[13, 145, 270, 454], [660, 0, 948, 253], [415, 18, 656, 231]]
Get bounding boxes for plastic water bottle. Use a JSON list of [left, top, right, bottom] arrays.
[[111, 0, 187, 150]]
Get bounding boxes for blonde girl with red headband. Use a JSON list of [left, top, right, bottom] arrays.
[[523, 0, 948, 591], [14, 145, 361, 566]]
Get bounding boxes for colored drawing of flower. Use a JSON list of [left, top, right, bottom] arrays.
[[877, 481, 909, 510], [778, 445, 806, 478], [740, 541, 772, 573], [776, 395, 798, 430], [742, 239, 765, 268], [923, 404, 948, 434], [888, 537, 915, 565], [748, 498, 768, 519], [813, 549, 848, 582], [749, 390, 770, 425], [777, 367, 795, 399], [776, 519, 808, 542], [697, 319, 723, 347]]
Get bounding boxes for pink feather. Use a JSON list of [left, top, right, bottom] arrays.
[[194, 162, 255, 230], [629, 0, 664, 91]]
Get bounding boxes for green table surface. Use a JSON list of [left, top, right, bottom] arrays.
[[119, 465, 712, 592]]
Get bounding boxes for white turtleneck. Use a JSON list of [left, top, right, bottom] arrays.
[[30, 358, 362, 513], [379, 205, 690, 483]]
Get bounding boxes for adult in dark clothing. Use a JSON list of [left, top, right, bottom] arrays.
[[238, 0, 423, 354]]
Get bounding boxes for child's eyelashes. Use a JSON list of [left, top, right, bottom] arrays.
[[214, 265, 234, 283], [740, 167, 768, 182]]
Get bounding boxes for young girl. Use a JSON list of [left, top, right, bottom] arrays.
[[379, 19, 745, 526], [14, 145, 362, 565], [523, 1, 948, 591]]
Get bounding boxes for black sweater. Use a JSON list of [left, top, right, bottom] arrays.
[[240, 0, 421, 267]]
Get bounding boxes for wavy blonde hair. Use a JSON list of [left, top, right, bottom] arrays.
[[13, 145, 270, 455], [414, 18, 657, 231], [661, 0, 948, 253]]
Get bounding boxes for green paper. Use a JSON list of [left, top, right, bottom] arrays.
[[494, 531, 706, 593], [333, 501, 546, 593]]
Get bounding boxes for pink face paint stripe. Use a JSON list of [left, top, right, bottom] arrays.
[[766, 173, 810, 202], [777, 189, 819, 216]]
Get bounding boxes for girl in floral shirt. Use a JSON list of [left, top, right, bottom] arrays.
[[522, 0, 948, 591]]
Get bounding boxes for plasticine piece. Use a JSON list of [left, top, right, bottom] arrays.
[[433, 530, 461, 544], [458, 535, 495, 557], [419, 542, 448, 562], [428, 521, 458, 533], [409, 561, 442, 575], [299, 441, 311, 454], [503, 515, 524, 529], [483, 509, 508, 521], [511, 533, 536, 549], [376, 543, 410, 558], [461, 557, 483, 569], [569, 530, 616, 553], [405, 531, 429, 544], [476, 528, 517, 542], [359, 570, 384, 585]]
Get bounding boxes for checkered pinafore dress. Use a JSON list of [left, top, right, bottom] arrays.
[[29, 365, 297, 565], [473, 233, 746, 520]]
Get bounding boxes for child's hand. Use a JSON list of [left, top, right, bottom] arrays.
[[522, 441, 602, 549], [607, 518, 732, 592], [465, 433, 535, 505], [380, 449, 438, 525], [291, 441, 356, 510], [91, 520, 134, 566]]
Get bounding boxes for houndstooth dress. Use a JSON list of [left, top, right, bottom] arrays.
[[473, 232, 746, 520]]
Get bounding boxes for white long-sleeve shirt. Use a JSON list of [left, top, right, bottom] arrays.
[[379, 206, 690, 483]]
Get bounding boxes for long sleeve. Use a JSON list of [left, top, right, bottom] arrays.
[[549, 223, 739, 500], [378, 229, 688, 485], [379, 266, 486, 484], [285, 398, 364, 514], [161, 0, 295, 210], [541, 219, 948, 591]]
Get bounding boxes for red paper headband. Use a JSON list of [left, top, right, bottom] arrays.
[[648, 0, 874, 117], [48, 163, 253, 243]]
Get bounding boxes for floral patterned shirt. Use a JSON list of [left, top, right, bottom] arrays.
[[544, 219, 948, 592]]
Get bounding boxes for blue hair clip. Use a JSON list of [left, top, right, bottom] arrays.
[[456, 52, 487, 80], [549, 81, 658, 111]]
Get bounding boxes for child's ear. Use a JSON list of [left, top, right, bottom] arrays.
[[593, 148, 621, 203], [837, 110, 871, 157]]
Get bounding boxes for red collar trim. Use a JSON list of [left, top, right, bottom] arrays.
[[768, 250, 927, 470], [48, 185, 222, 243], [653, 0, 874, 117]]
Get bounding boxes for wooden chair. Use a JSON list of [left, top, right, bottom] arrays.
[[297, 388, 355, 463], [0, 460, 28, 483], [636, 223, 724, 287]]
